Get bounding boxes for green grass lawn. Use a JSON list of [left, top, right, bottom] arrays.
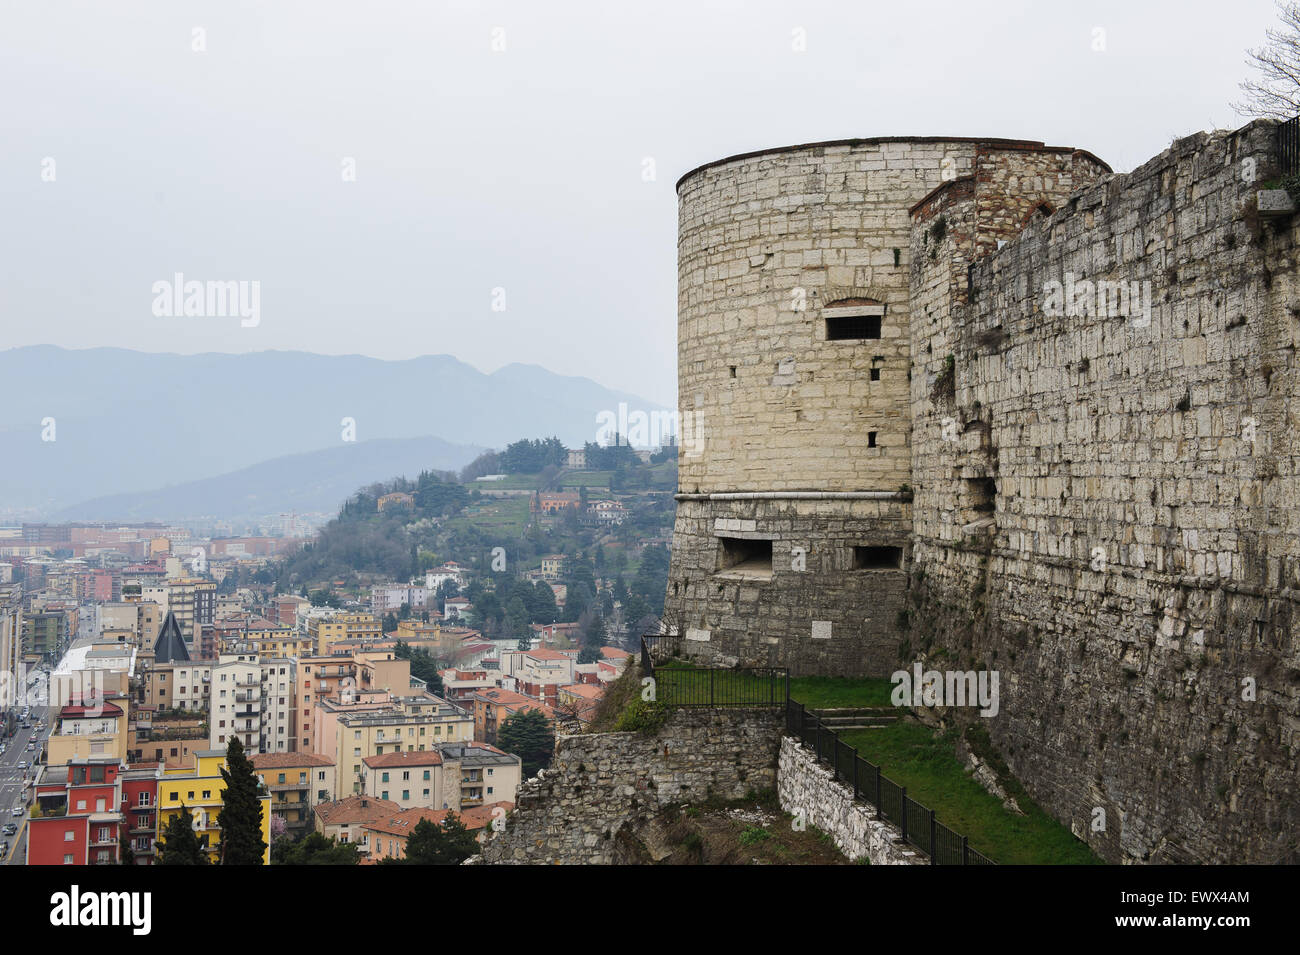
[[558, 471, 614, 489], [647, 662, 1095, 864], [788, 677, 894, 708], [839, 721, 1101, 865], [444, 496, 531, 535], [653, 666, 786, 705], [649, 665, 894, 709]]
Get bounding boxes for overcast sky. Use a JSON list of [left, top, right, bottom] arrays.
[[0, 0, 1282, 407]]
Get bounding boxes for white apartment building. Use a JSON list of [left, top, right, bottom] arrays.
[[210, 653, 262, 753], [260, 656, 295, 753]]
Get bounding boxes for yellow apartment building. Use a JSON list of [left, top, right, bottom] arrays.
[[46, 699, 128, 765], [327, 701, 474, 794], [306, 611, 382, 655], [157, 750, 272, 864], [250, 752, 337, 835]]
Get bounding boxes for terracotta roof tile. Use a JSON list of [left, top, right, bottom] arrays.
[[250, 753, 335, 769], [314, 795, 403, 827]]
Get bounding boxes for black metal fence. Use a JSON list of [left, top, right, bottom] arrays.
[[656, 665, 788, 707], [641, 633, 680, 671], [640, 635, 787, 706], [786, 699, 995, 866], [638, 635, 994, 863], [1279, 115, 1300, 177]]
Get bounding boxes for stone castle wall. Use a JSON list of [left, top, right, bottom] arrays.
[[667, 138, 1108, 676], [477, 708, 782, 864], [907, 119, 1300, 863], [666, 495, 911, 675]]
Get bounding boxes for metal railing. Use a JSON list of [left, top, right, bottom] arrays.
[[1280, 115, 1300, 177], [786, 699, 994, 865], [638, 634, 993, 863], [640, 635, 786, 707], [641, 633, 681, 670]]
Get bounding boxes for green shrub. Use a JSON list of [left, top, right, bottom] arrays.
[[613, 698, 671, 735]]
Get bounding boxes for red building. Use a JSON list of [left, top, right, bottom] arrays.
[[26, 757, 124, 865], [78, 570, 115, 602], [119, 764, 161, 865]]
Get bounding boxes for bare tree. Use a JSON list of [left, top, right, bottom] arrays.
[[1236, 2, 1300, 119]]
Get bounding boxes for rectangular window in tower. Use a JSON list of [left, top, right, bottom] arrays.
[[717, 537, 773, 578], [852, 546, 903, 570], [824, 302, 884, 341], [867, 431, 877, 448], [870, 367, 881, 381], [826, 314, 881, 339]]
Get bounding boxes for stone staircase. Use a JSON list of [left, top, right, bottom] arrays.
[[810, 707, 898, 731]]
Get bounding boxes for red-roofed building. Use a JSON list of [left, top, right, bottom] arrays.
[[362, 800, 513, 861], [250, 752, 338, 835], [509, 649, 576, 706], [313, 794, 402, 849], [439, 667, 500, 703], [471, 688, 555, 745], [596, 649, 632, 684], [531, 493, 580, 515], [362, 742, 521, 811], [531, 622, 581, 646], [443, 597, 472, 621], [48, 699, 127, 765]]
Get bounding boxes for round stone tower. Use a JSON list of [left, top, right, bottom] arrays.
[[664, 136, 1108, 676]]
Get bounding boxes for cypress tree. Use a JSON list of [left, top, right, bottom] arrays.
[[217, 736, 268, 865], [156, 805, 207, 865]]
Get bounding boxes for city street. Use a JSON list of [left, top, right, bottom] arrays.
[[2, 630, 93, 865], [0, 681, 56, 865]]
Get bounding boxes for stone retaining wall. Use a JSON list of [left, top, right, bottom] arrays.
[[478, 707, 782, 864], [776, 736, 922, 865]]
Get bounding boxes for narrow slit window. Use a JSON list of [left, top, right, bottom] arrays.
[[867, 431, 877, 447]]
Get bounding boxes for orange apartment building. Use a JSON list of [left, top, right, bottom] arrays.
[[470, 688, 555, 745]]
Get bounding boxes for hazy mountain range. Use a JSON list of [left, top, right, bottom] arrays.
[[49, 435, 485, 523], [1, 346, 670, 520]]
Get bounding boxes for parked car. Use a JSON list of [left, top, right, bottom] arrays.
[[2, 823, 16, 835]]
